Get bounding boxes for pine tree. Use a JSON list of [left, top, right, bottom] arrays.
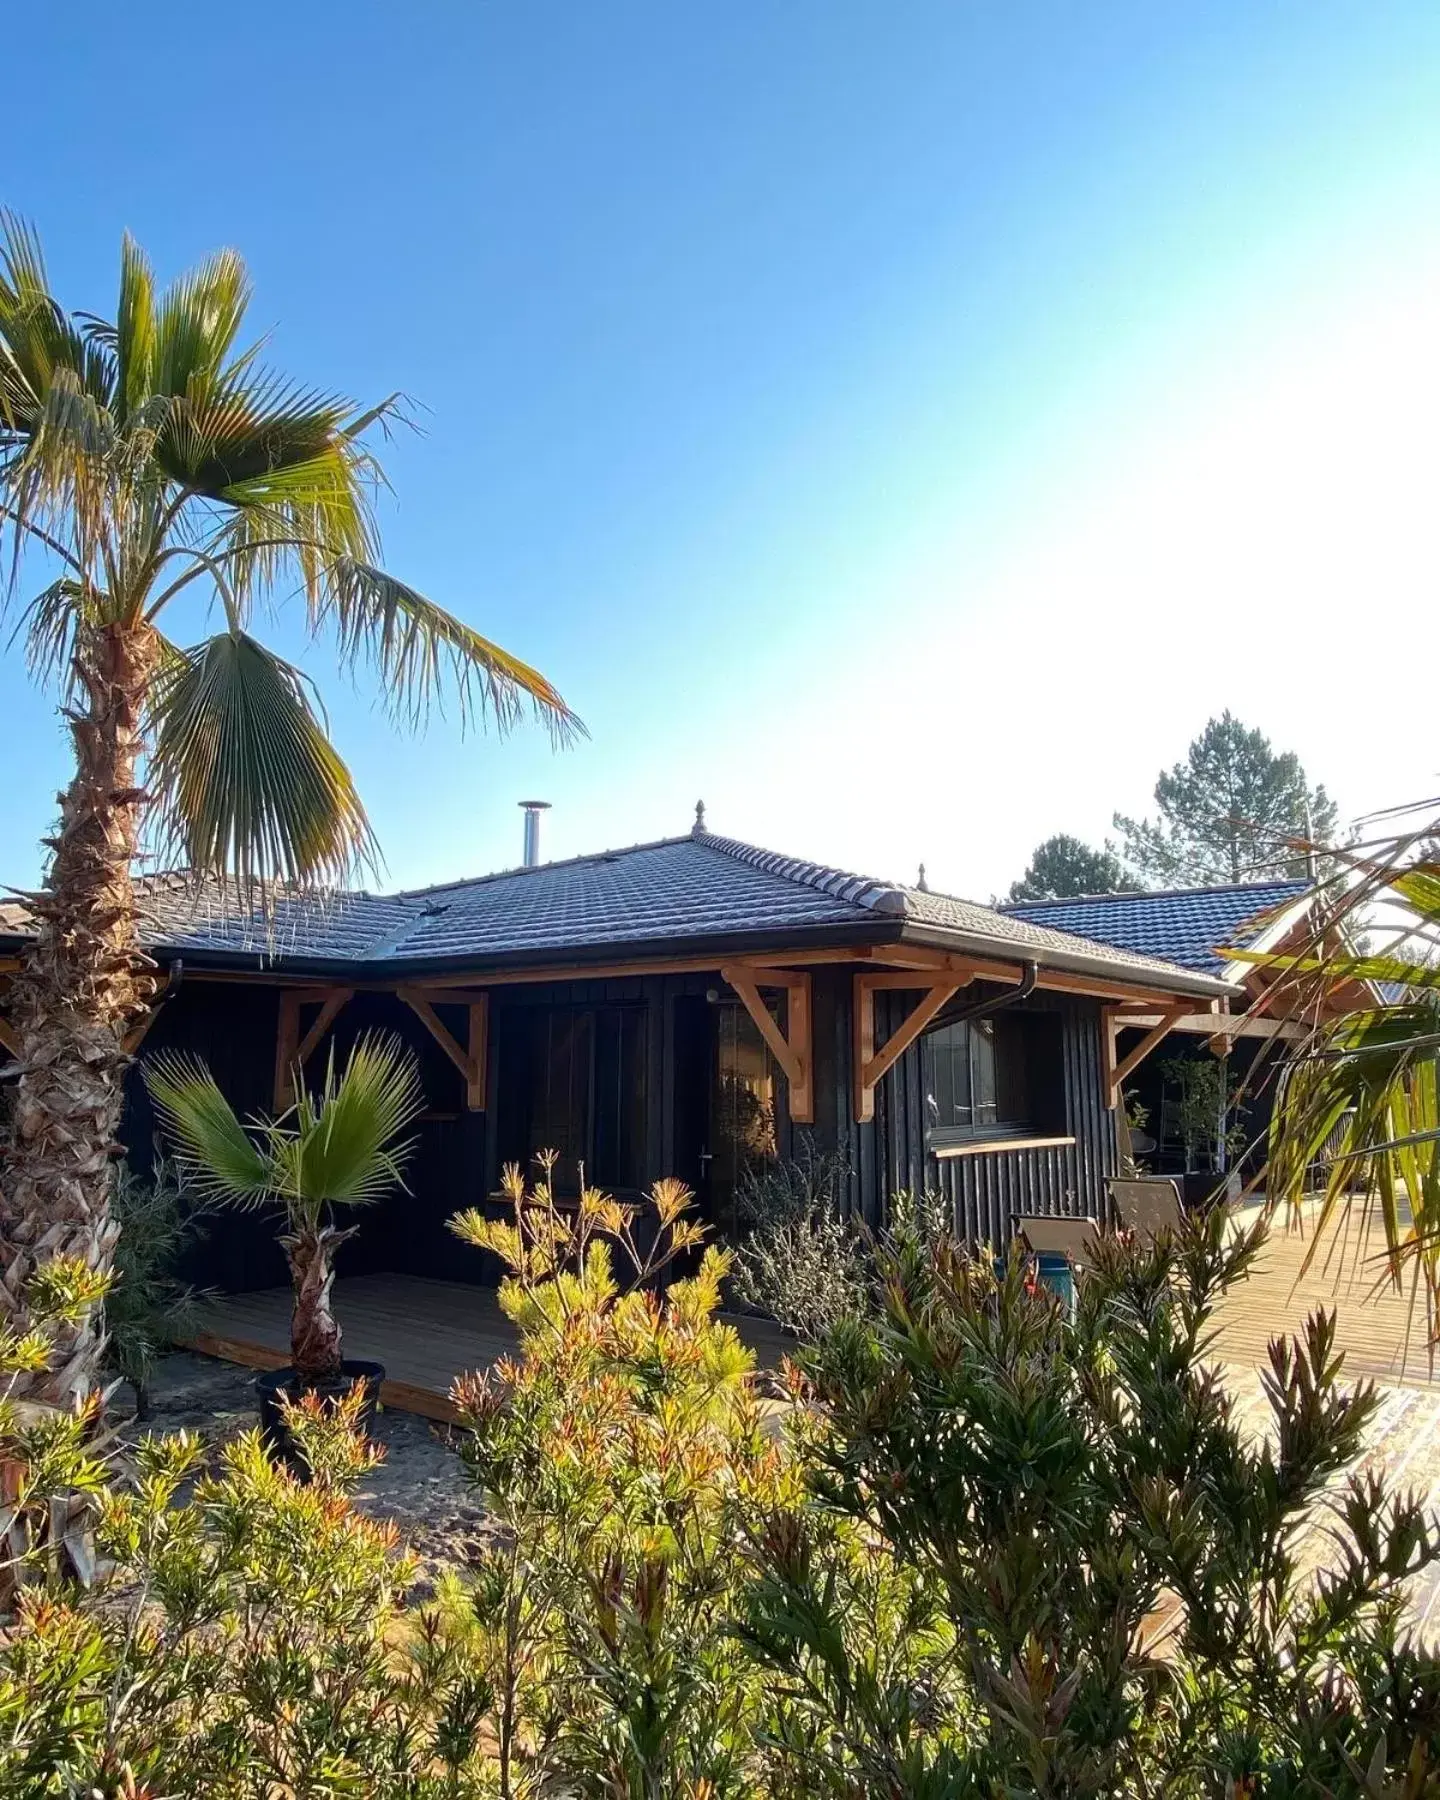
[[1114, 712, 1335, 886]]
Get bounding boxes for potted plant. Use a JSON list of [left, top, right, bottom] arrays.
[[1156, 1052, 1243, 1209], [144, 1031, 422, 1467]]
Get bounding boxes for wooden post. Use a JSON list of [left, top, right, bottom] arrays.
[[467, 996, 488, 1111], [273, 989, 301, 1110], [295, 988, 354, 1069], [1106, 1003, 1191, 1108], [852, 974, 962, 1122], [786, 972, 813, 1124], [399, 988, 487, 1111]]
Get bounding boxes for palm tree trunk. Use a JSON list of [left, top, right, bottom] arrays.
[[0, 622, 158, 1409], [282, 1223, 354, 1382]]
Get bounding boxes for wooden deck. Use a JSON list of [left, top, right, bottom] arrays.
[[190, 1200, 1440, 1422], [187, 1226, 1440, 1636], [1211, 1199, 1440, 1388], [187, 1274, 789, 1423]]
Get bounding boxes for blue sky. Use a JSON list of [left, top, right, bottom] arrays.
[[7, 2, 1440, 899]]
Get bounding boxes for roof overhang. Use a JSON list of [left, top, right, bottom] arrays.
[[0, 912, 1238, 1009]]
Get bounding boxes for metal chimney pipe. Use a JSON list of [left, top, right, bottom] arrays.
[[519, 800, 551, 868]]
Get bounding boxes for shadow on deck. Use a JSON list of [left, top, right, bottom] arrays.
[[186, 1274, 792, 1423]]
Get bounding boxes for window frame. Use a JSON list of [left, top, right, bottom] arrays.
[[921, 1009, 1065, 1151]]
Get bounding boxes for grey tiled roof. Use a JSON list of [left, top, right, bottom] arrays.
[[999, 880, 1312, 975], [0, 832, 1239, 996]]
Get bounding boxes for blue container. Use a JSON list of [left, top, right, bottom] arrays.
[[1035, 1252, 1076, 1314]]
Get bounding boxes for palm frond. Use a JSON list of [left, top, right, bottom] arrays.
[[147, 628, 377, 898], [150, 247, 253, 402], [1257, 812, 1440, 1340], [159, 380, 362, 501], [0, 212, 115, 433], [14, 575, 88, 685], [2, 365, 117, 587], [322, 557, 583, 739], [274, 1032, 422, 1209], [1229, 947, 1440, 992], [115, 232, 157, 421], [142, 1052, 275, 1206]]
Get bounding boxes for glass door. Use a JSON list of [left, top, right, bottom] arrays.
[[705, 1000, 780, 1242]]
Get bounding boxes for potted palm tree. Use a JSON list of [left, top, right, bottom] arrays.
[[144, 1032, 422, 1463]]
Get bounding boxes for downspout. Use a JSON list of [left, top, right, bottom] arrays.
[[941, 959, 1039, 1029]]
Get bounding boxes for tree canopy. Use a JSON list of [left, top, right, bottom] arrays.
[[1113, 712, 1335, 887], [1005, 833, 1136, 902]]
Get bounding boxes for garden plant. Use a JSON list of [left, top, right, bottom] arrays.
[[0, 1176, 1437, 1795]]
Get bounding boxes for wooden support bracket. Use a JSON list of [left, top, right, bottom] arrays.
[[852, 972, 968, 1122], [1103, 1002, 1192, 1108], [720, 966, 814, 1124], [399, 988, 488, 1111], [296, 988, 355, 1068], [0, 1018, 20, 1062], [122, 961, 184, 1057]]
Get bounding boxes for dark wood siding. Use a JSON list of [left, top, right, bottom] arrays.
[[854, 986, 1117, 1241], [122, 962, 1120, 1295]]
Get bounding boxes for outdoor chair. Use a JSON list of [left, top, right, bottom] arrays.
[[1009, 1213, 1102, 1316], [1106, 1176, 1184, 1243], [1010, 1213, 1101, 1266]]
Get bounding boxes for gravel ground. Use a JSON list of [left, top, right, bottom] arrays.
[[125, 1352, 491, 1585]]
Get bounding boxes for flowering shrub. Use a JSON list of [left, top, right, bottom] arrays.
[[450, 1160, 801, 1795], [742, 1205, 1440, 1794], [2, 1178, 1437, 1796]]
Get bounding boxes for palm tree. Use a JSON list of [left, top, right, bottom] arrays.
[[0, 215, 579, 1406], [144, 1033, 422, 1382], [1237, 801, 1440, 1341]]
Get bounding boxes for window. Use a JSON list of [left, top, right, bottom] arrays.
[[495, 1004, 648, 1191], [923, 1011, 1064, 1148]]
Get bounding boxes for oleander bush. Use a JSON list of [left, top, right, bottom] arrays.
[[2, 1178, 1439, 1797]]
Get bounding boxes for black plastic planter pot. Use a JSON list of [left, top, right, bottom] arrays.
[[255, 1359, 385, 1481]]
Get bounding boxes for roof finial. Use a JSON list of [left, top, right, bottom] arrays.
[[692, 800, 708, 838], [917, 862, 929, 892]]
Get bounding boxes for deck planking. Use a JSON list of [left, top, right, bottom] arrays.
[[1210, 1200, 1440, 1389], [187, 1274, 789, 1423]]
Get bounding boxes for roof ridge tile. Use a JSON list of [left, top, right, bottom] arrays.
[[697, 833, 909, 916]]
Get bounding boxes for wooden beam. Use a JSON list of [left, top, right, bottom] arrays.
[[720, 966, 814, 1124], [296, 987, 355, 1068], [273, 989, 301, 1110], [854, 941, 1230, 1008], [847, 967, 980, 992], [122, 962, 184, 1056], [853, 976, 962, 1121], [1106, 1003, 1190, 1108], [399, 989, 473, 1081], [722, 967, 800, 1085], [179, 942, 1229, 1011], [467, 995, 488, 1111], [398, 988, 487, 1111], [0, 1018, 20, 1061]]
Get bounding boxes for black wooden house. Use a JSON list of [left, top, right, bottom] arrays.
[[2, 810, 1240, 1314]]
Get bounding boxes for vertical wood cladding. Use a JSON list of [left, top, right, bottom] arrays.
[[131, 964, 1120, 1295], [859, 985, 1117, 1241]]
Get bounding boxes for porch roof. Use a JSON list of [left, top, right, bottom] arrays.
[[0, 827, 1239, 1000]]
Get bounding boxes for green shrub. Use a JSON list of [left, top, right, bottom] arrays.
[[3, 1178, 1438, 1797], [742, 1205, 1440, 1794], [450, 1160, 798, 1796], [730, 1146, 869, 1338], [105, 1158, 209, 1418]]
